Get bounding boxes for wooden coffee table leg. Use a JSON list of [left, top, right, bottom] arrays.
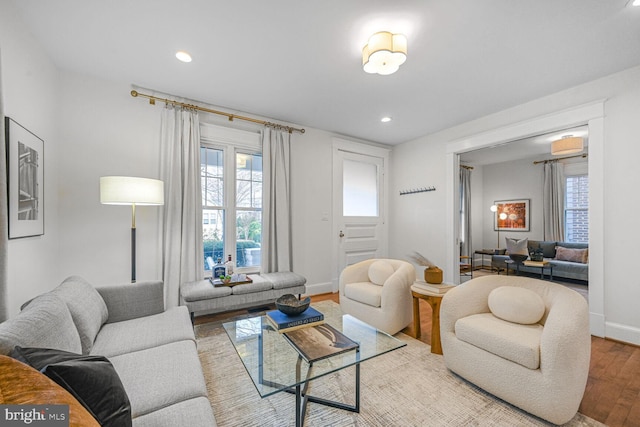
[[412, 296, 421, 339]]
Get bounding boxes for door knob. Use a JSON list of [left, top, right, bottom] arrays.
[[339, 230, 344, 238]]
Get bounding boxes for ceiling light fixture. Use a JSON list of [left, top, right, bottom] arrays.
[[381, 116, 392, 123], [551, 135, 584, 156], [630, 0, 640, 6], [362, 31, 407, 75], [175, 51, 192, 63]]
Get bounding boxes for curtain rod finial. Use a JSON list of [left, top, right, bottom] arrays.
[[131, 90, 138, 97]]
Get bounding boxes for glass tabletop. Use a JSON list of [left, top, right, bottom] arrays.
[[223, 302, 406, 397]]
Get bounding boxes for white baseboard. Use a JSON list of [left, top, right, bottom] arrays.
[[304, 281, 334, 296], [589, 312, 605, 338], [605, 321, 640, 346]]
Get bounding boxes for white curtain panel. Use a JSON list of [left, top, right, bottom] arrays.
[[160, 107, 204, 307], [459, 167, 472, 257], [0, 52, 8, 321], [543, 161, 565, 241], [261, 128, 292, 273]]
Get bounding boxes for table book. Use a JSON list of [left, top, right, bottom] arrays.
[[266, 307, 324, 333], [413, 281, 455, 294], [283, 323, 359, 363]]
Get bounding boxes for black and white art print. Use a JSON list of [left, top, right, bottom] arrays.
[[5, 117, 44, 239]]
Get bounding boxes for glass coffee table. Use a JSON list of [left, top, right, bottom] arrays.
[[223, 302, 406, 426]]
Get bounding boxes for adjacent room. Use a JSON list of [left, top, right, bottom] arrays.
[[1, 1, 639, 426]]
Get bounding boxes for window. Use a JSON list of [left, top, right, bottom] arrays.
[[565, 174, 588, 243], [201, 144, 262, 273]]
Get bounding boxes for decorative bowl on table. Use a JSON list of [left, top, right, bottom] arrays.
[[275, 294, 311, 316]]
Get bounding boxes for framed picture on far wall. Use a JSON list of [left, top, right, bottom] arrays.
[[5, 117, 44, 239], [493, 199, 530, 232]]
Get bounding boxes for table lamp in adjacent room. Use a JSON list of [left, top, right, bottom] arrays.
[[100, 176, 164, 283]]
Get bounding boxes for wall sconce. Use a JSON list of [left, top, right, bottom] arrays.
[[362, 31, 407, 75]]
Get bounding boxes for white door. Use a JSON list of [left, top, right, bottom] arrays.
[[332, 140, 389, 291]]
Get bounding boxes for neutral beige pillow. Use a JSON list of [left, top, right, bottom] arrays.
[[488, 286, 545, 325], [368, 261, 395, 286], [555, 246, 589, 264]]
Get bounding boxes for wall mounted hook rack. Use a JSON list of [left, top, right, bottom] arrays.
[[399, 186, 436, 196]]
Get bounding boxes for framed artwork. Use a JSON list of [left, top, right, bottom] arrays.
[[493, 199, 529, 232], [5, 117, 44, 239]]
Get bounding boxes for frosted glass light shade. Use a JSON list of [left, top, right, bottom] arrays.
[[551, 136, 583, 156], [362, 32, 407, 75], [100, 176, 164, 205]]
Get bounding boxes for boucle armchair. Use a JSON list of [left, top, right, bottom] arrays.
[[440, 275, 590, 425], [339, 259, 415, 335]]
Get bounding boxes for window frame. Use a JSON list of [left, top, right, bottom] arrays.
[[564, 165, 589, 244], [200, 123, 262, 276]]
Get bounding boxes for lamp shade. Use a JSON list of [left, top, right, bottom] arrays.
[[551, 136, 583, 156], [100, 176, 164, 205], [362, 31, 407, 75]]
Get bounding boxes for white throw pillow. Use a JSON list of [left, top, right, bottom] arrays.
[[505, 237, 529, 256], [488, 286, 545, 325], [368, 261, 395, 286]]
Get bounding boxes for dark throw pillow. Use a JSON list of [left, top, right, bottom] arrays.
[[10, 347, 132, 427]]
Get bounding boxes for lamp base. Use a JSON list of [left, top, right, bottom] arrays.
[[131, 227, 136, 283]]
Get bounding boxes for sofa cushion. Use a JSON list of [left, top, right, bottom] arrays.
[[343, 282, 382, 307], [91, 306, 195, 358], [368, 260, 395, 286], [109, 340, 208, 419], [0, 294, 82, 355], [455, 313, 543, 370], [132, 397, 217, 427], [488, 286, 545, 325], [10, 347, 131, 427], [261, 272, 307, 290], [555, 246, 589, 264], [180, 280, 233, 302], [0, 355, 101, 427], [51, 276, 109, 354], [231, 278, 273, 295], [528, 240, 557, 258]]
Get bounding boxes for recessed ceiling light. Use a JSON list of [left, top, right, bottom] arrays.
[[175, 51, 192, 63], [381, 116, 392, 123]]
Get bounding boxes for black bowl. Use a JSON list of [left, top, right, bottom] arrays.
[[276, 294, 311, 316], [509, 254, 528, 263]]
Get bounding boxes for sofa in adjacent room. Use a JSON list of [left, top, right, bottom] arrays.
[[491, 240, 588, 282], [0, 276, 216, 427]]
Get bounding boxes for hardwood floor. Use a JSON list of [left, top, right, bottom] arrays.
[[195, 292, 640, 426]]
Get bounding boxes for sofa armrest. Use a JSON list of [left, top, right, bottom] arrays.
[[96, 281, 164, 323]]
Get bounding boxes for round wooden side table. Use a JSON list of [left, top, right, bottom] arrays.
[[411, 283, 454, 355]]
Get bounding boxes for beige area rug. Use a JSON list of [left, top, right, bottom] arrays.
[[196, 301, 602, 427]]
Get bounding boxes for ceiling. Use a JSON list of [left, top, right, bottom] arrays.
[[460, 126, 589, 166], [10, 0, 640, 145]]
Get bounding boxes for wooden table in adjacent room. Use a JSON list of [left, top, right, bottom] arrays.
[[411, 283, 454, 355]]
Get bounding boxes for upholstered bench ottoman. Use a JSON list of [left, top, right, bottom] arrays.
[[180, 272, 306, 319]]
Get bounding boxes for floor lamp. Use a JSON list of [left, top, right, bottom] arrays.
[[490, 205, 508, 249], [100, 176, 164, 283]]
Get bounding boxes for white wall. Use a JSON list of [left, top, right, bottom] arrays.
[[56, 73, 161, 285], [390, 64, 640, 345], [0, 1, 61, 316], [482, 158, 543, 249], [1, 0, 368, 307]]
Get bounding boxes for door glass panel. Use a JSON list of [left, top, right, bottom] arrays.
[[343, 159, 378, 217]]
